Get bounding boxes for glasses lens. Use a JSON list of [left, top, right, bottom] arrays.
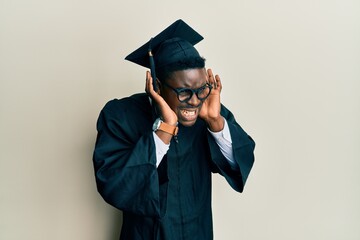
[[197, 85, 211, 100], [177, 89, 193, 102]]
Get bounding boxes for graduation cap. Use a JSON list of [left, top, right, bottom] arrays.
[[125, 19, 204, 90]]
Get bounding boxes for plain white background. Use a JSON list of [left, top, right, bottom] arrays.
[[1, 0, 359, 239]]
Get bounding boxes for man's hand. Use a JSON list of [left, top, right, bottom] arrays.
[[145, 71, 177, 143], [199, 69, 224, 132]]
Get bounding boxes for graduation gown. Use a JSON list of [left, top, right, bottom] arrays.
[[93, 93, 255, 240]]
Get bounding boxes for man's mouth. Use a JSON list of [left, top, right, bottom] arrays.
[[177, 103, 203, 125], [181, 109, 196, 117]]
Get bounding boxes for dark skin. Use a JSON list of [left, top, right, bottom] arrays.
[[145, 68, 224, 144]]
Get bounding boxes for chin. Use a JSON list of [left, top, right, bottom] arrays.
[[178, 119, 197, 127]]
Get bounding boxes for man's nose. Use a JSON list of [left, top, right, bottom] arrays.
[[186, 93, 201, 106]]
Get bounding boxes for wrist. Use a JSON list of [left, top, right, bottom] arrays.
[[153, 118, 179, 136], [155, 130, 173, 144], [160, 114, 178, 127], [206, 116, 224, 132], [162, 119, 178, 127]]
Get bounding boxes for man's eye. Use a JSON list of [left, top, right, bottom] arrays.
[[198, 86, 206, 92], [178, 89, 191, 96]]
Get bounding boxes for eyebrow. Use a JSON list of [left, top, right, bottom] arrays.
[[171, 80, 207, 89]]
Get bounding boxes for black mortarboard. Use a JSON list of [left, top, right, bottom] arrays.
[[125, 19, 203, 90]]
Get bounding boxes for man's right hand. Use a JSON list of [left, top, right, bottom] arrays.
[[145, 71, 178, 143]]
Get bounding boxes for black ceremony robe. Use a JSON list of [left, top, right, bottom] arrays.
[[93, 93, 255, 240]]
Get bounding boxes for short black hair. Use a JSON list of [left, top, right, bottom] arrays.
[[156, 56, 206, 82]]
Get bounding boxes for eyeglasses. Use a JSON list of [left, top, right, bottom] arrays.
[[163, 82, 212, 103]]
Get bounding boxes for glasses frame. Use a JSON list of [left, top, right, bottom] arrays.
[[162, 82, 213, 103]]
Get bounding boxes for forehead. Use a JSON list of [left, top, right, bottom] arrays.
[[167, 68, 207, 88]]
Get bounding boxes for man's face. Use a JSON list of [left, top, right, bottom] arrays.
[[160, 68, 208, 127]]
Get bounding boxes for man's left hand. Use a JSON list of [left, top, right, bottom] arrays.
[[199, 68, 224, 132]]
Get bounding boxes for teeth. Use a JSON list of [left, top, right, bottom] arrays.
[[182, 110, 195, 116]]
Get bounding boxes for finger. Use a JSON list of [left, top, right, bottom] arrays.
[[146, 71, 156, 95], [209, 69, 220, 89], [145, 71, 151, 93], [208, 69, 219, 90], [207, 68, 214, 84], [215, 75, 222, 92]]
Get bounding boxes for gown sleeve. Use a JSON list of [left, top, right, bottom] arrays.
[[207, 105, 255, 192], [93, 99, 168, 217]]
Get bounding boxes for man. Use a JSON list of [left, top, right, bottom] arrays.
[[93, 19, 255, 240]]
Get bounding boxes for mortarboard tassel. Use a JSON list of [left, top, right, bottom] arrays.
[[148, 38, 157, 92]]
